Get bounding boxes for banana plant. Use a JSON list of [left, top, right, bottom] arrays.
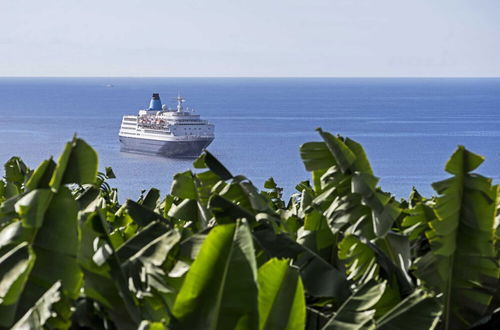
[[300, 130, 413, 311], [0, 137, 97, 329], [414, 146, 500, 330], [0, 130, 498, 330]]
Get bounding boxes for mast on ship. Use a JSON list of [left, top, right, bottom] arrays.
[[176, 93, 185, 112]]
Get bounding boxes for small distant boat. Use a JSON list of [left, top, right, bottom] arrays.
[[118, 93, 215, 158], [105, 84, 114, 88]]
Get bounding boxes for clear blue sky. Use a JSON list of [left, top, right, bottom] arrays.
[[1, 0, 499, 77]]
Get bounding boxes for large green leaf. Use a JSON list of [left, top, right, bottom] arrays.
[[344, 138, 373, 175], [253, 224, 350, 301], [11, 281, 62, 330], [0, 243, 34, 305], [93, 221, 171, 266], [121, 227, 181, 298], [219, 178, 269, 214], [309, 130, 400, 238], [322, 280, 386, 330], [375, 233, 413, 293], [415, 146, 500, 330], [257, 258, 305, 330], [3, 157, 29, 187], [172, 221, 259, 330], [49, 137, 98, 190], [193, 150, 233, 180], [208, 195, 256, 225], [171, 171, 198, 200], [125, 199, 169, 227], [88, 211, 142, 326], [0, 243, 35, 328], [339, 235, 377, 282], [351, 173, 400, 237], [15, 187, 82, 322], [203, 151, 233, 180], [25, 158, 56, 191], [167, 198, 210, 229], [0, 222, 31, 257], [300, 141, 336, 171], [376, 288, 441, 330], [323, 193, 373, 238], [140, 188, 160, 210], [115, 221, 171, 262], [14, 189, 52, 228], [78, 213, 138, 329], [339, 234, 413, 301], [305, 131, 399, 239], [194, 170, 222, 205], [317, 129, 356, 174], [75, 186, 104, 214], [401, 195, 436, 241]]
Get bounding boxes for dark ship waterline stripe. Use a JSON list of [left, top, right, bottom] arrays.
[[119, 136, 214, 158]]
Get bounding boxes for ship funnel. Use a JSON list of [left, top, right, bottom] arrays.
[[148, 93, 162, 110]]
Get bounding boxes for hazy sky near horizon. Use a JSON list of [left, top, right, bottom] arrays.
[[0, 0, 499, 77]]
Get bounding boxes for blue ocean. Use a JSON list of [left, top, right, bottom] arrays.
[[0, 78, 499, 200]]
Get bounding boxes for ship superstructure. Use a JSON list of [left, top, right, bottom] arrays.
[[119, 93, 214, 157]]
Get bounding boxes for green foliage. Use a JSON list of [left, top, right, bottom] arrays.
[[322, 280, 386, 330], [414, 146, 499, 330], [0, 130, 498, 329], [376, 288, 442, 330], [172, 221, 259, 330], [257, 259, 306, 330], [11, 281, 63, 330]]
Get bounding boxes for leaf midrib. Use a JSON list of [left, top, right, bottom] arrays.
[[211, 223, 237, 330], [443, 170, 464, 330]]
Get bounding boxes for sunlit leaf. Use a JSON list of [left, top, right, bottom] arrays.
[[50, 137, 98, 190], [258, 259, 305, 330], [173, 221, 259, 330]]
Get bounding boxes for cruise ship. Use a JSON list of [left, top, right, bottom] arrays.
[[119, 93, 215, 157]]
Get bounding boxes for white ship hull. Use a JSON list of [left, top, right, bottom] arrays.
[[119, 135, 214, 158]]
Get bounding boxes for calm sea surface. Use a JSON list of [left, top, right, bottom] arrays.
[[0, 78, 499, 200]]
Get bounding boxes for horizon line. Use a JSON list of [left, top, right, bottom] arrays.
[[1, 75, 499, 79]]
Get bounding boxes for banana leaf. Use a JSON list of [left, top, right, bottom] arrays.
[[49, 137, 98, 191], [257, 258, 305, 330], [202, 150, 233, 180], [0, 243, 35, 328], [322, 280, 386, 330], [172, 221, 259, 330], [11, 281, 62, 330], [415, 146, 500, 329], [25, 158, 56, 191], [253, 224, 350, 302], [7, 187, 82, 327], [376, 288, 441, 330]]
